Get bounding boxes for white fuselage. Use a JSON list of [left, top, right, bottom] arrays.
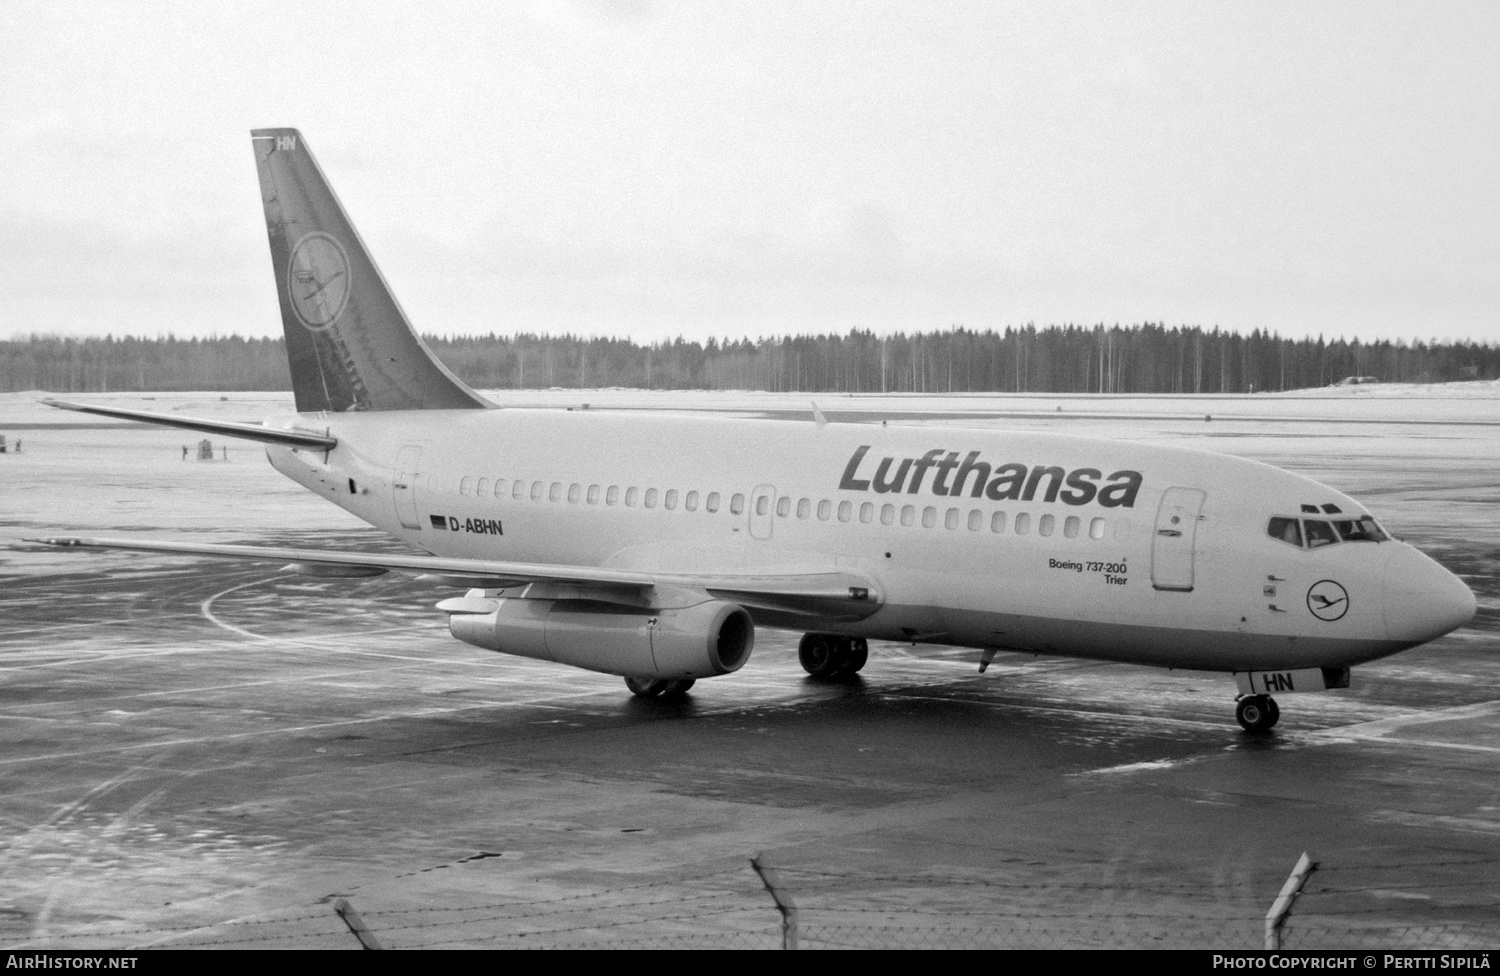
[[266, 408, 1473, 674]]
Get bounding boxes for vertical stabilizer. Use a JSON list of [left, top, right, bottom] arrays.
[[251, 128, 491, 412]]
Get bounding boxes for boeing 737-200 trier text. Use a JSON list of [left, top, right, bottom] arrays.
[[34, 128, 1476, 733]]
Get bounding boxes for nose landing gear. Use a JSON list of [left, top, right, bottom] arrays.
[[798, 634, 869, 679], [1235, 694, 1280, 732]]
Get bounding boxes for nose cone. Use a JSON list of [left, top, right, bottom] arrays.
[[1384, 545, 1477, 645]]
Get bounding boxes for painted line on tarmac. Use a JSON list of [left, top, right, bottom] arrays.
[[0, 625, 449, 672], [0, 689, 618, 768], [1305, 700, 1500, 754], [1318, 699, 1500, 736], [881, 691, 1229, 731]]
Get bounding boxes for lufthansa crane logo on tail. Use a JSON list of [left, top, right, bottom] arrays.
[[287, 232, 351, 330], [1306, 580, 1349, 621]]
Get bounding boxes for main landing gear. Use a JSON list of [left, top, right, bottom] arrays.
[[1235, 694, 1281, 733], [798, 634, 868, 679], [624, 676, 696, 699]]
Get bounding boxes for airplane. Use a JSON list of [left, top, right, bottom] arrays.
[[34, 128, 1477, 733]]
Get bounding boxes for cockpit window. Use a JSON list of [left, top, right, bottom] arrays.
[[1268, 514, 1387, 550], [1304, 519, 1338, 549], [1334, 516, 1387, 542], [1268, 517, 1303, 548]]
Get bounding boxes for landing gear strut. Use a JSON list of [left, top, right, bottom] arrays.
[[1235, 694, 1280, 732], [624, 676, 696, 699], [798, 634, 868, 679]]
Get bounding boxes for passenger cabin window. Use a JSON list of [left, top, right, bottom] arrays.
[[776, 497, 791, 517], [645, 488, 658, 508], [549, 482, 562, 502], [665, 489, 679, 510], [568, 483, 581, 503], [860, 502, 874, 524], [900, 505, 915, 527], [513, 481, 526, 501], [797, 498, 810, 519], [991, 511, 1006, 533], [686, 491, 699, 512], [968, 510, 983, 531], [1038, 514, 1055, 537], [1089, 517, 1105, 540], [530, 481, 544, 501], [881, 504, 895, 526], [477, 478, 490, 496], [588, 484, 601, 504], [755, 495, 769, 516], [706, 492, 720, 513], [838, 501, 852, 522], [1064, 515, 1080, 539], [730, 493, 745, 515], [817, 500, 831, 521], [944, 508, 959, 530], [625, 487, 638, 507], [1014, 512, 1031, 535], [460, 476, 473, 496], [606, 486, 620, 505]]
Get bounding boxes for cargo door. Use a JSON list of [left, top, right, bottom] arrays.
[[393, 445, 422, 530], [1151, 487, 1205, 592], [749, 485, 776, 540]]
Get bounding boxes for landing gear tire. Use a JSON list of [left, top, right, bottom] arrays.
[[844, 638, 869, 675], [625, 676, 696, 699], [1236, 694, 1279, 732], [625, 676, 669, 698], [799, 634, 841, 678], [799, 634, 869, 678]]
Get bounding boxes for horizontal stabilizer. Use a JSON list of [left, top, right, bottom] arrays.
[[41, 400, 337, 450]]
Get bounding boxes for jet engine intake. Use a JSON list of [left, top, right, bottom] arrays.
[[443, 594, 754, 679]]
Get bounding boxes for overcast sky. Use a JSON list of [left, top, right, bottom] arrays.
[[3, 0, 1496, 345]]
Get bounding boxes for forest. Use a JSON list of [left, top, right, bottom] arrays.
[[3, 324, 1496, 395]]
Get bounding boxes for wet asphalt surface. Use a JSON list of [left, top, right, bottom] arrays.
[[0, 410, 1496, 949]]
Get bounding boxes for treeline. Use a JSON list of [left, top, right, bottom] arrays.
[[4, 326, 1497, 395]]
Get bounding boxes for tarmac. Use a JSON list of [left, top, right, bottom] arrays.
[[1, 390, 1497, 949]]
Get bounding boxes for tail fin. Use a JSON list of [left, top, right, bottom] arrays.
[[251, 128, 491, 413]]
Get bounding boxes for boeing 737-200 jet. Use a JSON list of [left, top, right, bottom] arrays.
[[36, 128, 1476, 732]]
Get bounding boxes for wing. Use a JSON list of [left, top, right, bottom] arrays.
[[31, 536, 881, 622]]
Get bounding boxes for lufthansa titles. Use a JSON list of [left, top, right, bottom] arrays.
[[839, 446, 1142, 508]]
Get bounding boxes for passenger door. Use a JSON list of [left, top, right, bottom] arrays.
[[1151, 487, 1205, 592], [393, 445, 422, 530]]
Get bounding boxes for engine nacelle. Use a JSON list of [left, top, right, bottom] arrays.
[[443, 594, 754, 680]]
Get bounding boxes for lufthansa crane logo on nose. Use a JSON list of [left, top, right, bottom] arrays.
[[287, 232, 351, 331], [1307, 580, 1349, 621]]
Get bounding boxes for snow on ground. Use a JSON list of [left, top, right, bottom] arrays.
[[1, 379, 1496, 426]]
